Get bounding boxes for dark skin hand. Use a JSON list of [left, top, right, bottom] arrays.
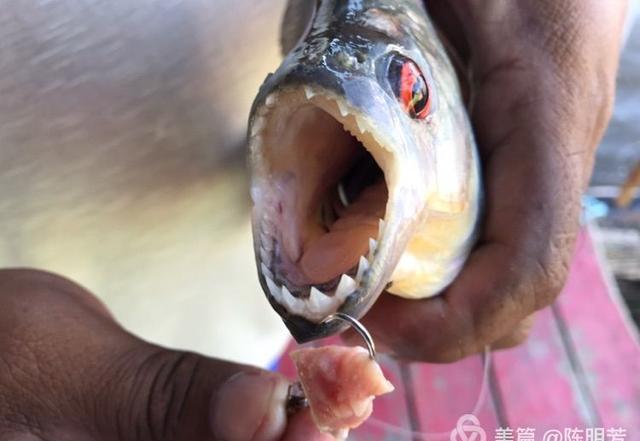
[[0, 1, 629, 440], [351, 0, 628, 362], [0, 269, 332, 441]]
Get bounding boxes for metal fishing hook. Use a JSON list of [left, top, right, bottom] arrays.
[[285, 313, 377, 414], [321, 312, 376, 360]]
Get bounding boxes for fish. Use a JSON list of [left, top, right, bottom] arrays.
[[248, 0, 481, 343]]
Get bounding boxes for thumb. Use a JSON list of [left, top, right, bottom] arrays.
[[102, 349, 335, 441], [0, 269, 316, 441], [101, 349, 292, 441], [104, 345, 289, 441]]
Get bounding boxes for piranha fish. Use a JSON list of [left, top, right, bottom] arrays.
[[248, 0, 481, 342]]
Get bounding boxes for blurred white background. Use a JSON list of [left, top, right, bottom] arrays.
[[0, 0, 290, 367]]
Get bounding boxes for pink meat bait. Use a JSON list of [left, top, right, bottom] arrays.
[[291, 345, 394, 440]]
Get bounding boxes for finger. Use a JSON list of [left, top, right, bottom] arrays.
[[281, 409, 335, 441], [210, 371, 290, 441], [0, 269, 290, 441]]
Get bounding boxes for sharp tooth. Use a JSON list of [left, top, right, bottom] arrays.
[[356, 117, 367, 134], [261, 235, 274, 252], [249, 136, 262, 152], [260, 247, 271, 266], [282, 285, 302, 314], [257, 104, 270, 117], [368, 238, 378, 260], [308, 287, 333, 312], [378, 219, 385, 238], [356, 256, 369, 282], [250, 116, 265, 138], [304, 86, 315, 99], [372, 132, 387, 148], [335, 274, 357, 300], [261, 263, 273, 280], [260, 225, 275, 247], [265, 276, 282, 302], [337, 101, 349, 117], [262, 220, 275, 237], [338, 183, 349, 206], [265, 94, 276, 107]]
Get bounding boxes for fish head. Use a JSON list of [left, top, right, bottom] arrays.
[[248, 5, 475, 342]]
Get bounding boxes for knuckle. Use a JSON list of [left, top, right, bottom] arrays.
[[107, 349, 202, 441], [0, 269, 100, 320], [529, 232, 574, 309]]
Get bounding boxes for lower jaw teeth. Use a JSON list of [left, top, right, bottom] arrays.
[[263, 273, 359, 321], [258, 222, 382, 321], [355, 256, 370, 283], [336, 274, 357, 298], [259, 247, 271, 267], [260, 249, 373, 322], [261, 263, 274, 280], [368, 238, 378, 260], [309, 286, 333, 312]]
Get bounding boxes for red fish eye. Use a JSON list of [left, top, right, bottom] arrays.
[[388, 55, 431, 119]]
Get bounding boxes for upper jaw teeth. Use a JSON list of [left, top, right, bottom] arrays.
[[261, 263, 274, 280], [258, 229, 382, 322], [337, 100, 349, 117], [304, 86, 315, 99]]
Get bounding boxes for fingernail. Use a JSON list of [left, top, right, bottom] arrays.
[[210, 372, 289, 441]]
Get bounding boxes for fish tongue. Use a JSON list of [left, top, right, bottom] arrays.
[[299, 220, 375, 283], [300, 182, 386, 284]]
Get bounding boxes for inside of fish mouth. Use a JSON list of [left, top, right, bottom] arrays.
[[260, 99, 389, 296]]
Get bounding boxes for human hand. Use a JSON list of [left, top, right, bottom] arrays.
[[0, 269, 332, 441], [353, 0, 628, 362]]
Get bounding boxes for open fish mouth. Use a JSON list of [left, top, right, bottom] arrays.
[[248, 0, 481, 344], [250, 86, 400, 329]]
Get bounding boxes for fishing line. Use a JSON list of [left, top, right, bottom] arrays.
[[365, 345, 492, 440]]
